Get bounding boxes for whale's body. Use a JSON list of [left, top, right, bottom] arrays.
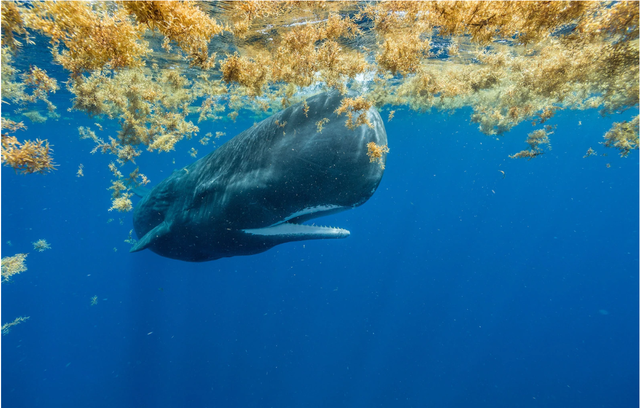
[[131, 92, 387, 262]]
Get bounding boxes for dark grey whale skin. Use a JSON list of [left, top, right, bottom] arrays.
[[131, 91, 387, 262]]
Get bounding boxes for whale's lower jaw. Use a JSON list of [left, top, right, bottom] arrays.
[[242, 204, 351, 242], [242, 222, 350, 240]]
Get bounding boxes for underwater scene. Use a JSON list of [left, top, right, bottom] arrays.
[[1, 2, 638, 407]]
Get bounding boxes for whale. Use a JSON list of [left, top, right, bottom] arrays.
[[130, 91, 388, 262]]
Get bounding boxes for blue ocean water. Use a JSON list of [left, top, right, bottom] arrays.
[[2, 58, 638, 407]]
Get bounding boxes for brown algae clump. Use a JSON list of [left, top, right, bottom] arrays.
[[24, 2, 150, 73], [124, 1, 224, 69], [32, 239, 51, 252], [1, 134, 57, 174], [335, 96, 374, 130], [510, 128, 553, 160], [367, 142, 390, 169], [1, 253, 27, 282], [602, 116, 639, 157], [2, 316, 30, 335]]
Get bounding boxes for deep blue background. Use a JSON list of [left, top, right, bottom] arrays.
[[2, 68, 638, 407]]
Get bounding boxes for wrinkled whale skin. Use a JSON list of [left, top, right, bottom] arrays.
[[131, 91, 387, 262]]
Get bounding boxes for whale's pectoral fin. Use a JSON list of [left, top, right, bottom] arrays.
[[131, 185, 152, 198], [130, 221, 171, 253], [243, 223, 350, 243]]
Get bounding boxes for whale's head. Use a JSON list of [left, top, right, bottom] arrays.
[[237, 92, 387, 244]]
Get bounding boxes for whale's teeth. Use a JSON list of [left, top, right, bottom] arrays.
[[243, 222, 350, 239]]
